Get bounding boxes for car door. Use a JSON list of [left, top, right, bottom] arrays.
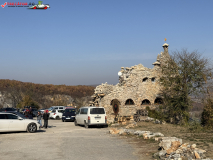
[[7, 114, 25, 131], [57, 110, 63, 118], [0, 114, 10, 132]]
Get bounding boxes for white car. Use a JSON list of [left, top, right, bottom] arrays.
[[0, 112, 40, 133], [48, 106, 66, 113], [75, 107, 108, 128], [49, 109, 64, 119]]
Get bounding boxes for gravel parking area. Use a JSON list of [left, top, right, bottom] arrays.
[[0, 119, 139, 160]]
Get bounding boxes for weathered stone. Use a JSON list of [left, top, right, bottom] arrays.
[[194, 148, 206, 154], [109, 128, 120, 134], [191, 144, 196, 149], [167, 141, 181, 154], [159, 137, 182, 150], [155, 137, 164, 141], [159, 150, 167, 157], [194, 151, 200, 159], [90, 43, 171, 123]]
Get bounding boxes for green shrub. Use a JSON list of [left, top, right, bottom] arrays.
[[201, 98, 213, 129]]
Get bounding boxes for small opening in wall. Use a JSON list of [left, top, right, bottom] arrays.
[[142, 77, 148, 82], [151, 78, 155, 82], [154, 98, 163, 105], [125, 99, 135, 105], [141, 99, 151, 105]]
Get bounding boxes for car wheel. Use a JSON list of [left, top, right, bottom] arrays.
[[44, 6, 47, 9], [84, 121, 89, 129], [56, 116, 60, 120], [27, 123, 37, 133], [74, 120, 78, 126], [33, 6, 37, 9], [62, 119, 64, 122]]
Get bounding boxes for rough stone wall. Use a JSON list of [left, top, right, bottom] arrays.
[[90, 43, 170, 123]]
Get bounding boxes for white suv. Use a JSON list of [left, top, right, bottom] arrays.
[[74, 107, 108, 128], [49, 109, 64, 119]]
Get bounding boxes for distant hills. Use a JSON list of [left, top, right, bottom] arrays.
[[0, 79, 95, 98]]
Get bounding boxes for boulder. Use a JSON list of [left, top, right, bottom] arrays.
[[166, 141, 181, 154], [134, 130, 151, 136], [109, 128, 120, 134], [194, 151, 200, 159], [191, 144, 196, 149], [159, 137, 182, 150], [159, 150, 167, 157]]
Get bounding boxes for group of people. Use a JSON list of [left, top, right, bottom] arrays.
[[37, 110, 49, 129], [23, 107, 34, 119], [23, 107, 49, 129]]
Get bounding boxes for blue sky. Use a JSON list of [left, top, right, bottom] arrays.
[[0, 0, 213, 85]]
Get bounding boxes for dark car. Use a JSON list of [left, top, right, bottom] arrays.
[[0, 108, 17, 113], [62, 108, 76, 122]]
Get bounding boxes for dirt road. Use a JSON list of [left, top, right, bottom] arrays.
[[0, 119, 139, 160]]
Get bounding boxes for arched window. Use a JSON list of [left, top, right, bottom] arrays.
[[141, 99, 151, 105], [151, 77, 155, 82], [125, 99, 135, 105], [142, 77, 148, 82], [154, 98, 163, 105]]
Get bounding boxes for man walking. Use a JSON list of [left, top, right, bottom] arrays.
[[43, 110, 49, 129]]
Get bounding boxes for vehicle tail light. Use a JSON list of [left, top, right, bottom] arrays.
[[54, 113, 56, 115], [105, 116, 107, 123], [88, 116, 90, 124]]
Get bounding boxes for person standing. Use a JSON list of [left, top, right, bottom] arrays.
[[43, 110, 49, 129], [24, 108, 29, 118], [37, 111, 42, 128], [28, 107, 33, 119]]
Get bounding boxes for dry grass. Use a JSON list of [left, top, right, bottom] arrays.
[[130, 121, 213, 158]]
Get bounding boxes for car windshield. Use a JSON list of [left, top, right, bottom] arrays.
[[90, 108, 105, 114], [64, 109, 75, 113], [48, 107, 53, 111]]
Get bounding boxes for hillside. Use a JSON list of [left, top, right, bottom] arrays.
[[0, 79, 95, 108]]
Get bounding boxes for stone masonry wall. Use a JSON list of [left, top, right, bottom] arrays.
[[90, 43, 170, 123]]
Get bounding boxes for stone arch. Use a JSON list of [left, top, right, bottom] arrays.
[[141, 99, 151, 105], [154, 98, 163, 105], [111, 99, 120, 115], [125, 99, 135, 105], [142, 77, 148, 82]]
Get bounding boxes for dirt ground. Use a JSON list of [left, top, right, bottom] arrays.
[[114, 121, 213, 159]]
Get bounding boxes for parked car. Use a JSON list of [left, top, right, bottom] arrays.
[[49, 109, 64, 119], [62, 107, 76, 122], [0, 108, 17, 113], [48, 106, 66, 113], [39, 108, 48, 114], [0, 112, 40, 133], [75, 107, 108, 128]]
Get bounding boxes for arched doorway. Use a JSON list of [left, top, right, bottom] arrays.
[[111, 99, 120, 115]]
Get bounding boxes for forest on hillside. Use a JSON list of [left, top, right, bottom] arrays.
[[0, 79, 95, 108]]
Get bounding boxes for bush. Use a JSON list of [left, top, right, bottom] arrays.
[[201, 97, 213, 129]]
